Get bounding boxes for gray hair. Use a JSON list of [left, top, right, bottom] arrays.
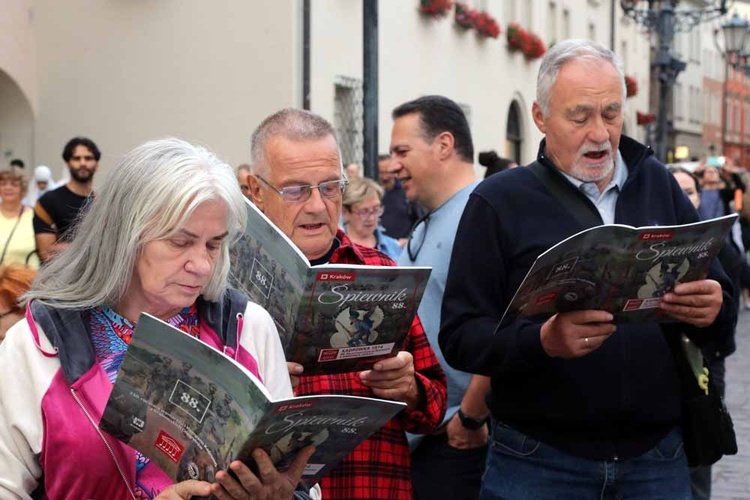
[[536, 39, 626, 118], [24, 138, 247, 309], [343, 177, 384, 208], [250, 108, 343, 177]]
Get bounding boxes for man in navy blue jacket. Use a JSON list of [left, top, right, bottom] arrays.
[[439, 39, 736, 499]]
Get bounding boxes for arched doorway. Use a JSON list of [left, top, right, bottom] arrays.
[[0, 69, 34, 167], [506, 101, 523, 164]]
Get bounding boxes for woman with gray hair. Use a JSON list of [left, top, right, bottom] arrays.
[[342, 177, 402, 260], [0, 138, 316, 499]]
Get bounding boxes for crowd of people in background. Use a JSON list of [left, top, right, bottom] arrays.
[[0, 37, 745, 499]]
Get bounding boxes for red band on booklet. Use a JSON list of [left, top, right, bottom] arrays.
[[639, 231, 674, 241], [317, 272, 356, 282]]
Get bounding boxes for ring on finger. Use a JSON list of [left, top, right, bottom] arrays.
[[584, 337, 590, 348]]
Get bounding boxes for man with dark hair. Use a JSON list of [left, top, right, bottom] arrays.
[[440, 39, 736, 498], [33, 136, 100, 261], [9, 159, 24, 169], [378, 154, 424, 244], [389, 95, 488, 500]]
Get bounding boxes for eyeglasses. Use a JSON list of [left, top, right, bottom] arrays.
[[256, 175, 348, 203], [348, 205, 384, 219], [0, 180, 21, 187], [406, 211, 431, 262]]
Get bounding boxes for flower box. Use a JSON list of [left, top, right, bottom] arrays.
[[454, 2, 476, 29], [474, 11, 501, 39], [637, 111, 656, 125], [507, 22, 527, 50], [523, 32, 546, 59], [420, 0, 454, 17], [625, 75, 638, 98]]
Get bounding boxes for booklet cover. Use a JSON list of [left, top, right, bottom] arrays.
[[99, 314, 405, 483], [229, 199, 431, 375], [501, 214, 737, 324]]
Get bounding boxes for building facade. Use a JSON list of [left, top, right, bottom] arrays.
[[1, 0, 650, 180]]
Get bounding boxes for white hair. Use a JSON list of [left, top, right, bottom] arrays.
[[25, 138, 247, 309], [536, 39, 626, 118]]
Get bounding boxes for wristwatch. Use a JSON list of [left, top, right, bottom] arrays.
[[457, 409, 487, 430]]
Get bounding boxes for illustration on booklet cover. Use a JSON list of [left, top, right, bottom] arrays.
[[502, 214, 737, 324], [229, 199, 431, 374], [100, 314, 404, 482]]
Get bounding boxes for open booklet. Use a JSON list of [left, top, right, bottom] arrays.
[[500, 214, 738, 325], [229, 199, 431, 375], [99, 313, 405, 483]]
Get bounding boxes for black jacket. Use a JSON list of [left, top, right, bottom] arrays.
[[439, 136, 737, 460]]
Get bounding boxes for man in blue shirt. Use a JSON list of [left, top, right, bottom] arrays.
[[390, 95, 486, 500]]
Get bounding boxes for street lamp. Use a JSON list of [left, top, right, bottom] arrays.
[[621, 1, 729, 162], [716, 12, 750, 166]]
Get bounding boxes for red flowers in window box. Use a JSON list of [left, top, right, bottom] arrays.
[[453, 3, 501, 38], [507, 23, 545, 59], [637, 111, 656, 125], [523, 33, 546, 60], [474, 11, 501, 38], [507, 22, 527, 50], [419, 0, 454, 17], [625, 75, 638, 98], [454, 2, 476, 28]]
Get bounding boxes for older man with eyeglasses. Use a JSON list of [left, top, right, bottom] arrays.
[[387, 95, 486, 500], [246, 108, 447, 500]]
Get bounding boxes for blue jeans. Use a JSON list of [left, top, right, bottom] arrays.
[[480, 421, 690, 500]]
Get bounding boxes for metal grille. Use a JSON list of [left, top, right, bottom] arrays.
[[333, 76, 363, 167]]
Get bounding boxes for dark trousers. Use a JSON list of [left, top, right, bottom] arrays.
[[411, 432, 488, 500]]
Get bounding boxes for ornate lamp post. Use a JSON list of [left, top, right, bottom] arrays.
[[715, 13, 750, 165], [621, 1, 729, 162]]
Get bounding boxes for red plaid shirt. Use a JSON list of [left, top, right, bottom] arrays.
[[296, 231, 447, 499]]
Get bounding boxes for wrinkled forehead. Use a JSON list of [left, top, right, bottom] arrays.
[[266, 135, 342, 178]]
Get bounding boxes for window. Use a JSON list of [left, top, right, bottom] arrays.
[[506, 101, 523, 165], [520, 1, 532, 27], [548, 2, 557, 45], [333, 76, 363, 167], [505, 0, 517, 22], [690, 31, 700, 62]]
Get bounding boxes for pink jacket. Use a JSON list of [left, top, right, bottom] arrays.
[[0, 290, 294, 499]]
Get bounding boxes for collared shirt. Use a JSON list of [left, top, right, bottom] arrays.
[[558, 151, 628, 224], [398, 181, 480, 449], [295, 230, 447, 499]]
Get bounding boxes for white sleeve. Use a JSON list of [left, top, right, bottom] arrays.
[[239, 301, 294, 401], [0, 321, 58, 499]]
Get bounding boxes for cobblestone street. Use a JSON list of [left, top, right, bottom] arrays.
[[712, 308, 750, 499]]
